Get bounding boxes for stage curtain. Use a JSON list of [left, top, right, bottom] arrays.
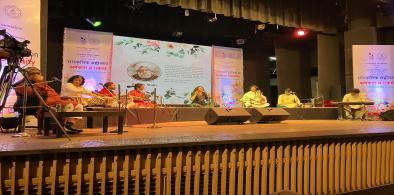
[[145, 0, 337, 33]]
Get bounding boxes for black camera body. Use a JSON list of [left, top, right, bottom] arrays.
[[0, 29, 31, 58]]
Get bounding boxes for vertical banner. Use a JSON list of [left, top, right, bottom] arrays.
[[62, 28, 113, 91], [353, 45, 394, 116], [212, 46, 244, 107], [0, 0, 41, 108], [112, 36, 212, 104]]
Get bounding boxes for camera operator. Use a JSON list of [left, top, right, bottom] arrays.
[[13, 67, 84, 134], [0, 48, 11, 59]]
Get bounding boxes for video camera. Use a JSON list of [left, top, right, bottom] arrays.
[[0, 29, 31, 58]]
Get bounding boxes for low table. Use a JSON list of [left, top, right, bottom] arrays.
[[43, 110, 126, 137]]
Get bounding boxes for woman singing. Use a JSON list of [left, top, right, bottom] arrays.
[[190, 86, 209, 107]]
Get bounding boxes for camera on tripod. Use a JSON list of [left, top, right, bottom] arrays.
[[0, 29, 31, 58]]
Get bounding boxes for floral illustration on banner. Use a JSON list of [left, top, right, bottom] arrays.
[[166, 45, 205, 59], [115, 38, 160, 54], [164, 88, 190, 104], [115, 38, 205, 58]]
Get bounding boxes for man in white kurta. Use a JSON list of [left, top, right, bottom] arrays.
[[240, 85, 270, 108], [277, 88, 301, 108], [342, 88, 368, 119]]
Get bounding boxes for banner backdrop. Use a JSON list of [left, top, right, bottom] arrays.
[[212, 46, 244, 107], [353, 45, 394, 116], [0, 0, 41, 108], [62, 28, 113, 91], [112, 36, 212, 104]]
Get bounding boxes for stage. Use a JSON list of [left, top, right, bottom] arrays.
[[1, 120, 393, 155], [1, 120, 394, 194], [86, 107, 339, 127]]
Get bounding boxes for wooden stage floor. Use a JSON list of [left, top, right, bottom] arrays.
[[1, 120, 394, 155]]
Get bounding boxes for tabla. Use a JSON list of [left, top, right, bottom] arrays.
[[88, 96, 107, 106]]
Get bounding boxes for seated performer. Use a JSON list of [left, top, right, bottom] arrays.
[[13, 67, 83, 134], [190, 86, 209, 107], [342, 88, 368, 119], [240, 85, 270, 108], [277, 88, 301, 108], [99, 82, 116, 97], [128, 83, 153, 107], [61, 75, 101, 106]]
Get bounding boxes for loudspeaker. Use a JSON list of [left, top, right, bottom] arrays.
[[205, 108, 251, 125], [247, 108, 290, 123], [380, 110, 394, 121]]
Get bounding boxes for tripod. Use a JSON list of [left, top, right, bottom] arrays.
[[0, 59, 71, 140]]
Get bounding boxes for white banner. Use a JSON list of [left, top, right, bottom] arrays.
[[62, 28, 113, 91], [212, 46, 244, 107], [112, 36, 212, 104], [353, 45, 394, 116], [0, 0, 41, 108]]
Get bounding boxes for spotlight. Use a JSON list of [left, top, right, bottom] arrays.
[[236, 38, 246, 45], [208, 13, 218, 23], [172, 31, 183, 38], [86, 18, 102, 27], [269, 56, 277, 61], [294, 29, 308, 38]]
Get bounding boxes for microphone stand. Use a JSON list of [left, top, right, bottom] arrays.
[[148, 88, 161, 129]]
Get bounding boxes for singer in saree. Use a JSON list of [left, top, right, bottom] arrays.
[[277, 88, 301, 108], [98, 82, 116, 97], [240, 85, 270, 108], [128, 83, 154, 107], [190, 86, 210, 107], [13, 67, 83, 134]]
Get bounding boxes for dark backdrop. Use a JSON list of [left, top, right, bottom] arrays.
[[47, 0, 316, 101]]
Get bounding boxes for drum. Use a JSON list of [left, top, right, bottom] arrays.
[[88, 96, 106, 106]]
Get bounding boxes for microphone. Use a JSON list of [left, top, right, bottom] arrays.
[[127, 85, 137, 88], [99, 83, 104, 86], [50, 77, 61, 82]]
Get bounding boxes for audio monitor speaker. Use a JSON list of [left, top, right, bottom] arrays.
[[380, 110, 394, 121], [205, 108, 251, 125], [247, 108, 290, 123]]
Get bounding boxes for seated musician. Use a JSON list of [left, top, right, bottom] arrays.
[[240, 85, 270, 108], [128, 83, 153, 107], [61, 75, 101, 106], [190, 86, 209, 107], [277, 88, 301, 108], [13, 67, 83, 134], [342, 88, 368, 119], [99, 82, 116, 97]]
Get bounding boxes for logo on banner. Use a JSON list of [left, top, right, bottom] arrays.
[[79, 35, 101, 45], [367, 52, 388, 62], [4, 5, 22, 18]]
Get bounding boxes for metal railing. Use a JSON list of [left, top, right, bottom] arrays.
[[1, 136, 394, 194]]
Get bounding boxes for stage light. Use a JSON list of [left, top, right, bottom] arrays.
[[269, 56, 277, 61], [294, 29, 308, 38], [86, 18, 102, 27]]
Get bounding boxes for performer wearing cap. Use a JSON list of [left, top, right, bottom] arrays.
[[277, 88, 301, 108], [240, 85, 270, 108], [13, 67, 83, 134]]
